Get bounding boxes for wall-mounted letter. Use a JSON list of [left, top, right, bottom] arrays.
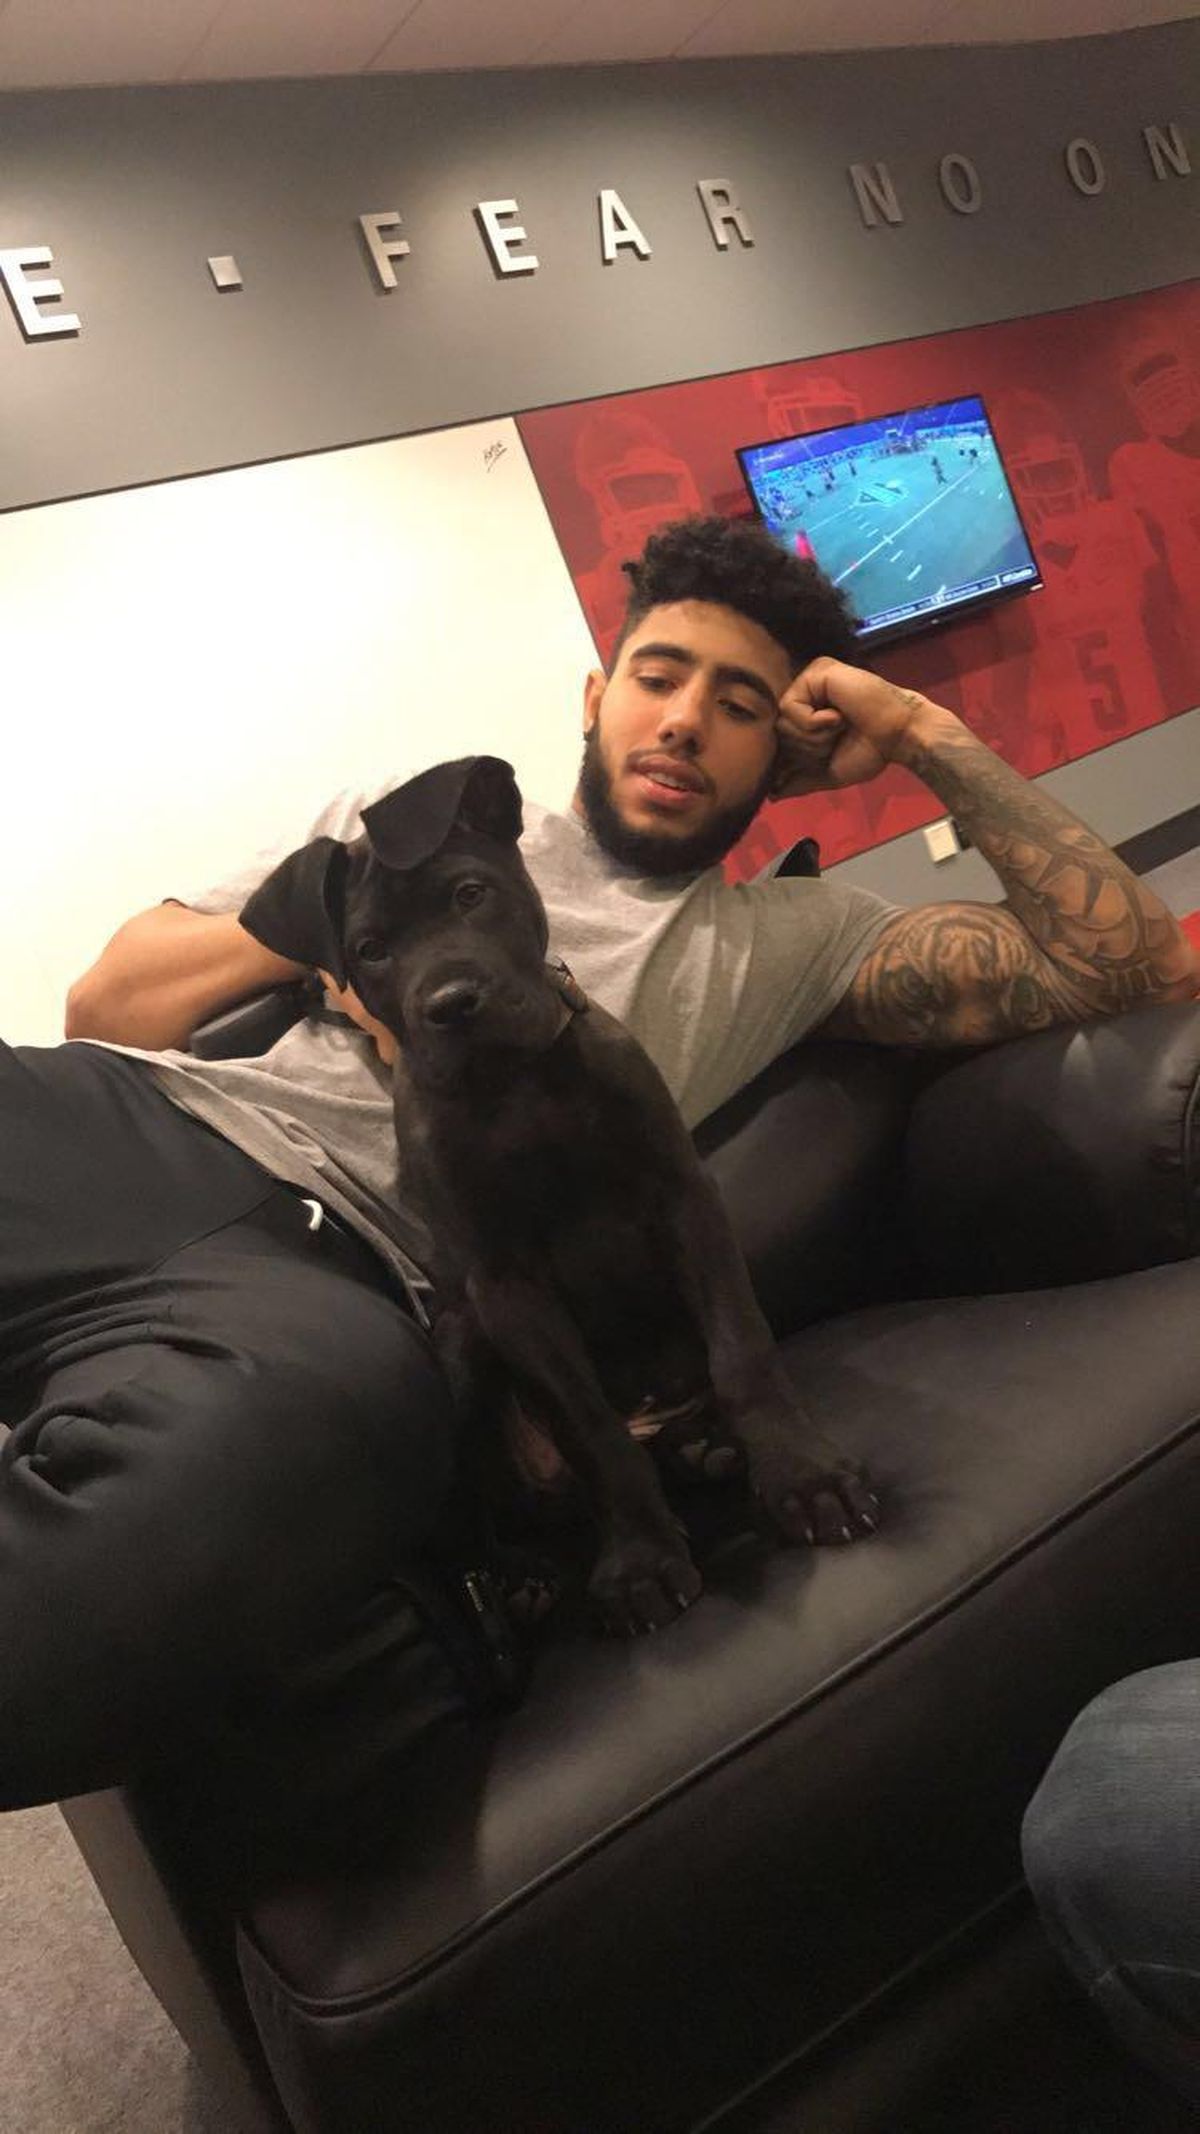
[[1143, 122, 1191, 180], [1065, 137, 1106, 195], [939, 152, 983, 215], [849, 163, 903, 227], [359, 211, 411, 290], [0, 246, 80, 339], [697, 179, 754, 249], [476, 199, 539, 276], [599, 189, 651, 264]]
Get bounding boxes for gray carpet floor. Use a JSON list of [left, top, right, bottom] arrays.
[[0, 1802, 236, 2134], [3, 846, 1198, 2134]]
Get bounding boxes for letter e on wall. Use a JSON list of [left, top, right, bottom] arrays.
[[0, 247, 81, 339], [476, 200, 539, 276]]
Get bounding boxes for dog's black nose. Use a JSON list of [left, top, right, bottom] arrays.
[[423, 978, 485, 1027]]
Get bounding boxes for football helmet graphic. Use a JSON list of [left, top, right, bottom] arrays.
[[573, 408, 704, 553], [1116, 321, 1200, 442], [750, 369, 863, 442], [996, 391, 1090, 529]]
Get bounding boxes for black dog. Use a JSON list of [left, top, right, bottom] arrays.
[[241, 757, 879, 1634]]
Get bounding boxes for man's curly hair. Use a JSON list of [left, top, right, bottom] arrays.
[[612, 514, 861, 673]]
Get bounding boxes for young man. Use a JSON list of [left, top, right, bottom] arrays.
[[3, 516, 1195, 1812]]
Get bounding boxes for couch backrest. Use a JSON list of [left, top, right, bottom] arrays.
[[696, 1038, 929, 1335]]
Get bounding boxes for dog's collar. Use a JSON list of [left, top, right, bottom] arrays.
[[545, 956, 589, 1017]]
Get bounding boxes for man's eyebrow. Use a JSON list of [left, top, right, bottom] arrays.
[[628, 642, 779, 712]]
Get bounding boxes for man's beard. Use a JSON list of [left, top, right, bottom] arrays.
[[576, 727, 773, 878]]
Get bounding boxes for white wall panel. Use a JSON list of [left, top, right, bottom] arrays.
[[3, 419, 596, 1046]]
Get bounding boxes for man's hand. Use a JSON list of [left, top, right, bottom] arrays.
[[317, 972, 398, 1067], [771, 658, 941, 798]]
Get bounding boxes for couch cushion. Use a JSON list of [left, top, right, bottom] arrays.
[[237, 1259, 1200, 2134]]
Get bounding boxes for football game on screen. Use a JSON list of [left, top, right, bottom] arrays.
[[739, 395, 1039, 641]]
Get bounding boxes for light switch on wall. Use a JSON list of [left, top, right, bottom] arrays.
[[924, 819, 961, 864]]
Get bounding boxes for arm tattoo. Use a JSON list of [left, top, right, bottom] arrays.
[[847, 903, 1070, 1045], [840, 714, 1198, 1046]]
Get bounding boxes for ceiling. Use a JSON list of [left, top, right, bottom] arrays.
[[0, 0, 1193, 91]]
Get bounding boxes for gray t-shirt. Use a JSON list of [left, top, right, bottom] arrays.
[[84, 782, 899, 1318]]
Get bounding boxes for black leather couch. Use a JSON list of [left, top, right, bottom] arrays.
[[59, 994, 1200, 2133]]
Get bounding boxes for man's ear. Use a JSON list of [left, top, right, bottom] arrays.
[[583, 667, 605, 736]]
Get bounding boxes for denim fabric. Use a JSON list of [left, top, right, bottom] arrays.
[[1022, 1661, 1200, 2105]]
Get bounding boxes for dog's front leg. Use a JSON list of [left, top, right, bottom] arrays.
[[465, 1269, 702, 1634], [670, 1174, 880, 1549]]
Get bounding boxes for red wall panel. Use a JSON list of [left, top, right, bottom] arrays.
[[518, 281, 1200, 878]]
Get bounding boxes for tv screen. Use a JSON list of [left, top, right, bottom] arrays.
[[736, 394, 1041, 645]]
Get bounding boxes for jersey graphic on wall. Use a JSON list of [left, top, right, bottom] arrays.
[[999, 388, 1167, 761], [1107, 309, 1200, 697]]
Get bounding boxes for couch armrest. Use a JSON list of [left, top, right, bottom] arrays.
[[189, 980, 313, 1061], [904, 1001, 1200, 1292]]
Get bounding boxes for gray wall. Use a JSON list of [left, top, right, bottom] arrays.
[[1, 20, 1197, 514], [831, 705, 1200, 905], [2, 22, 1196, 894]]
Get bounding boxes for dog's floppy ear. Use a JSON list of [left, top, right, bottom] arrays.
[[361, 756, 522, 870], [456, 756, 523, 846], [239, 837, 351, 987]]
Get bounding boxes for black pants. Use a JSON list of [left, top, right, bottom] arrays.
[[0, 1041, 457, 1809]]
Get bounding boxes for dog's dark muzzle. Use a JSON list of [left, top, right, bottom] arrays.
[[422, 977, 488, 1028], [409, 963, 547, 1053]]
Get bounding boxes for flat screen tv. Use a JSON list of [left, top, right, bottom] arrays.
[[736, 393, 1041, 646]]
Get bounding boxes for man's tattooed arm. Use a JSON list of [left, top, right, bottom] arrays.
[[820, 699, 1199, 1048]]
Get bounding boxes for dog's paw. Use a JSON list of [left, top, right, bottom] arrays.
[[750, 1453, 881, 1548], [588, 1534, 703, 1636]]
